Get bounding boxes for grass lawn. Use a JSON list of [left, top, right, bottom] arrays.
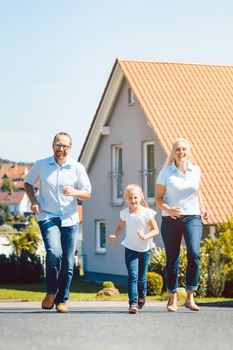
[[0, 279, 231, 303], [0, 279, 126, 301], [0, 279, 167, 302]]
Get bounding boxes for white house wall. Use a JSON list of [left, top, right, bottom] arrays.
[[82, 79, 166, 282]]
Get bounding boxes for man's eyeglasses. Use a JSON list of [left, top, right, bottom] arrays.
[[54, 143, 71, 151]]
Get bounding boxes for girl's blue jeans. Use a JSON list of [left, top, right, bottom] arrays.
[[125, 247, 151, 306], [38, 217, 78, 304], [161, 215, 203, 293]]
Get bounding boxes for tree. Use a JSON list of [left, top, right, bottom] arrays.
[[1, 176, 14, 192], [0, 204, 12, 225]]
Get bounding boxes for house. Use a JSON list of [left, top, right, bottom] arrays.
[[0, 163, 39, 191], [79, 59, 233, 284], [0, 192, 31, 215]]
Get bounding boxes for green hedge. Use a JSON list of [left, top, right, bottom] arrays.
[[0, 253, 44, 284]]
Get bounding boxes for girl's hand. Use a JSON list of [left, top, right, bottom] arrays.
[[108, 234, 117, 243], [138, 230, 147, 240]]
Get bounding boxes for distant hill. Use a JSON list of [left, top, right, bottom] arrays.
[[0, 157, 34, 166]]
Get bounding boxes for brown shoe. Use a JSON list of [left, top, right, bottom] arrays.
[[56, 303, 68, 313], [42, 294, 56, 310], [184, 300, 200, 311], [129, 304, 138, 314]]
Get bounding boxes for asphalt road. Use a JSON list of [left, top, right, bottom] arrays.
[[0, 301, 232, 350]]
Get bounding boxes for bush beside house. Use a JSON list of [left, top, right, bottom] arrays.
[[149, 217, 233, 297]]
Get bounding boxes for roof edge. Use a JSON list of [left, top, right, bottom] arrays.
[[79, 59, 125, 170], [118, 58, 233, 67]]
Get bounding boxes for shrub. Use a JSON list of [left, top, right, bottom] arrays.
[[8, 216, 41, 256], [103, 281, 115, 289], [0, 253, 44, 284], [223, 280, 233, 297], [207, 245, 226, 297], [149, 246, 208, 297], [216, 217, 233, 282], [197, 247, 209, 297], [148, 247, 166, 287], [146, 272, 163, 295]]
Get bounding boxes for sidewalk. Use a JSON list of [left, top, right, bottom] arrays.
[[0, 299, 167, 309], [0, 299, 232, 309]]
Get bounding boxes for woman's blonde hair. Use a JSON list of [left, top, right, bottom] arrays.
[[124, 184, 149, 208], [163, 138, 192, 167]]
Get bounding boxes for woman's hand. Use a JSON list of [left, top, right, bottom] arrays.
[[201, 210, 209, 221], [167, 206, 181, 219]]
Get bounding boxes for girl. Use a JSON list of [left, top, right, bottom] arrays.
[[109, 184, 159, 314]]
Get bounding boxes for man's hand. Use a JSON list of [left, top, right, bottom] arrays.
[[31, 202, 42, 214], [63, 186, 77, 197]]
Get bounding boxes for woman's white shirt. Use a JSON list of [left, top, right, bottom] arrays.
[[156, 162, 201, 216], [120, 207, 156, 252]]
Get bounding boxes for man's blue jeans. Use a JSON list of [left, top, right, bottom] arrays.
[[125, 247, 151, 306], [38, 217, 78, 304], [161, 215, 203, 293]]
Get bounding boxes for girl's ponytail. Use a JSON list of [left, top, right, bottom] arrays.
[[140, 193, 149, 208]]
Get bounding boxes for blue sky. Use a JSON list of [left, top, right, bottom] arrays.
[[0, 0, 232, 162]]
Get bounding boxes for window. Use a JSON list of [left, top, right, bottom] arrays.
[[142, 141, 156, 201], [128, 87, 135, 105], [96, 220, 106, 253], [110, 145, 123, 204]]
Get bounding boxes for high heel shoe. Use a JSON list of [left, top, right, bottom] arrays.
[[167, 295, 178, 312], [184, 300, 200, 311]]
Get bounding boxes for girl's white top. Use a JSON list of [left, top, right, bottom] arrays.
[[120, 207, 156, 252]]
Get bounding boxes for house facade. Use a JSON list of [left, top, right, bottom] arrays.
[[0, 192, 31, 215], [79, 59, 233, 284]]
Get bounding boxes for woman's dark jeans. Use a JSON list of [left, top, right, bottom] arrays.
[[161, 215, 203, 293], [125, 247, 151, 305]]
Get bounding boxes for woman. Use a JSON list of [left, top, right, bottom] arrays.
[[156, 138, 209, 312]]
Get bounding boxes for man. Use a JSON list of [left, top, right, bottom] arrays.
[[24, 132, 91, 313]]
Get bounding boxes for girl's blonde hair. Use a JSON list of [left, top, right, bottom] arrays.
[[124, 184, 149, 208], [163, 138, 192, 167]]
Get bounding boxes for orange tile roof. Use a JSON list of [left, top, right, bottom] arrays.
[[0, 191, 25, 205], [118, 60, 233, 224], [0, 163, 39, 189]]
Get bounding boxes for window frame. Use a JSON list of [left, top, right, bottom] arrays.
[[110, 144, 123, 205], [142, 141, 155, 203], [128, 87, 135, 105], [95, 220, 106, 253]]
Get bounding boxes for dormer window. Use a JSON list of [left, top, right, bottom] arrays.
[[128, 87, 135, 105]]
